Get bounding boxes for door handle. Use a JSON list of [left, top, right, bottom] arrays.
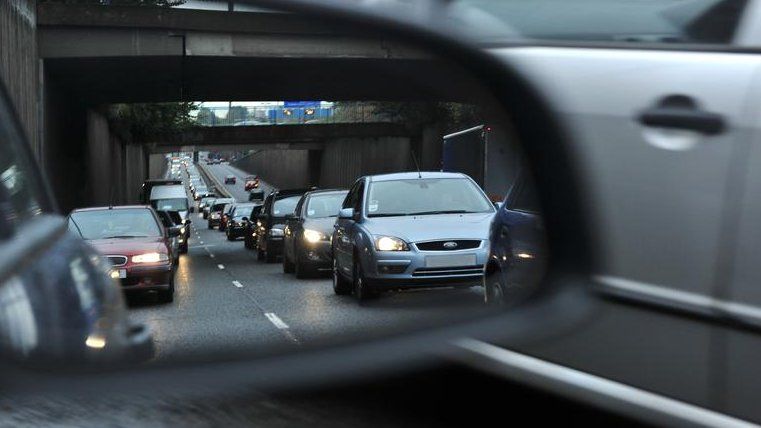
[[638, 95, 725, 136]]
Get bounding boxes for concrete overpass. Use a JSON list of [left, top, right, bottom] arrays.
[[37, 4, 482, 104], [145, 122, 415, 152], [2, 3, 467, 212]]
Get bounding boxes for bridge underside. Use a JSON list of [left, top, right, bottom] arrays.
[[43, 56, 481, 104]]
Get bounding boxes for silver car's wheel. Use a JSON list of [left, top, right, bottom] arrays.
[[332, 258, 352, 295]]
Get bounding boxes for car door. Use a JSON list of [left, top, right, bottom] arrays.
[[492, 45, 761, 408], [334, 180, 361, 276]]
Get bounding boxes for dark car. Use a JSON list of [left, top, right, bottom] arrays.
[[218, 203, 234, 232], [68, 206, 180, 303], [484, 178, 546, 306], [226, 203, 259, 241], [255, 189, 312, 262], [283, 189, 348, 278], [224, 175, 236, 184], [243, 204, 265, 250], [207, 198, 234, 229]]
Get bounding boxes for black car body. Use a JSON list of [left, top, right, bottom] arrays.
[[207, 198, 234, 229], [283, 189, 348, 277], [226, 203, 258, 240], [255, 189, 312, 262], [224, 175, 236, 184]]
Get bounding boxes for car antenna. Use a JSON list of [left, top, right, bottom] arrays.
[[410, 149, 422, 179]]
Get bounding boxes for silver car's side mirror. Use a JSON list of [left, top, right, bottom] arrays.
[[338, 208, 354, 219]]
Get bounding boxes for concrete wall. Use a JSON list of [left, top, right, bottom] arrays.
[[318, 137, 411, 188], [232, 136, 412, 190], [0, 0, 39, 156], [233, 149, 311, 189]]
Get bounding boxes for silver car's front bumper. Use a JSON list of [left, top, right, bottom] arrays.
[[361, 241, 487, 289]]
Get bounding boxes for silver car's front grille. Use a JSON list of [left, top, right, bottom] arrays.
[[415, 240, 482, 251], [106, 255, 128, 267], [412, 265, 484, 277]]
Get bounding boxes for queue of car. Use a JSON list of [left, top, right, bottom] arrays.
[[206, 166, 540, 305], [68, 151, 540, 308]]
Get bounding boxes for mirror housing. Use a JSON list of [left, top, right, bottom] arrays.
[[242, 217, 248, 222], [168, 226, 182, 237], [338, 208, 354, 219]]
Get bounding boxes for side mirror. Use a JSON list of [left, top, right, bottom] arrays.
[[185, 219, 192, 225], [168, 226, 182, 237], [494, 201, 503, 210], [338, 208, 354, 220], [242, 217, 248, 222], [189, 206, 195, 213]]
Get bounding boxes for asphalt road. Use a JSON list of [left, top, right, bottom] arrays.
[[128, 161, 486, 363]]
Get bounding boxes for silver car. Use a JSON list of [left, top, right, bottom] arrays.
[[332, 172, 496, 302]]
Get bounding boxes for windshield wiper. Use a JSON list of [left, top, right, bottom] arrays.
[[367, 213, 409, 218], [407, 210, 474, 215]]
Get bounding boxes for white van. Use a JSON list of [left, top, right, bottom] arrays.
[[150, 185, 192, 253]]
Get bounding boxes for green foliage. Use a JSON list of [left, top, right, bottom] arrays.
[[195, 107, 218, 126], [109, 102, 196, 141], [334, 101, 483, 133], [227, 106, 249, 124]]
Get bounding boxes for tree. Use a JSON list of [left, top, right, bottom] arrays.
[[196, 107, 217, 126], [227, 106, 249, 124], [109, 102, 196, 141]]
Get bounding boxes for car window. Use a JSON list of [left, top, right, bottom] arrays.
[[366, 178, 494, 217], [453, 0, 748, 45], [353, 181, 365, 213], [68, 209, 162, 239], [307, 193, 348, 218], [343, 181, 360, 209], [273, 196, 300, 216], [151, 198, 188, 211], [510, 181, 539, 212]]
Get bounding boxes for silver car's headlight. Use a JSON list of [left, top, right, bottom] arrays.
[[374, 236, 409, 251], [269, 228, 284, 237]]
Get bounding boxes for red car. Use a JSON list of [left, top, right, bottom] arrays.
[[244, 176, 260, 191], [67, 206, 180, 303]]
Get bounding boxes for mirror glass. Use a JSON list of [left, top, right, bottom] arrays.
[[3, 0, 548, 368]]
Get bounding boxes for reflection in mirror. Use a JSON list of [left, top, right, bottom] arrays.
[[0, 2, 546, 369]]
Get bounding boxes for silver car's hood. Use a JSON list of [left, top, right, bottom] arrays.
[[363, 212, 493, 243]]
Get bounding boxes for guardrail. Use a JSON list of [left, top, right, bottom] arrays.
[[196, 162, 234, 199]]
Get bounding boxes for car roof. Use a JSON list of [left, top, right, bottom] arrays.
[[305, 188, 348, 197], [70, 205, 152, 213], [274, 188, 314, 197], [366, 171, 467, 182]]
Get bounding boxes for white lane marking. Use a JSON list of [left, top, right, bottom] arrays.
[[265, 313, 289, 329], [200, 241, 204, 244], [232, 280, 243, 288], [217, 264, 225, 270], [209, 253, 215, 258]]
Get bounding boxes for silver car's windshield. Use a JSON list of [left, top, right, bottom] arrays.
[[366, 178, 493, 217]]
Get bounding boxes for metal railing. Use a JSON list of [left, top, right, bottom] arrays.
[[192, 104, 391, 127]]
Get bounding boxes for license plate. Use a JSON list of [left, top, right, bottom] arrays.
[[425, 254, 476, 268], [118, 269, 127, 279]]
